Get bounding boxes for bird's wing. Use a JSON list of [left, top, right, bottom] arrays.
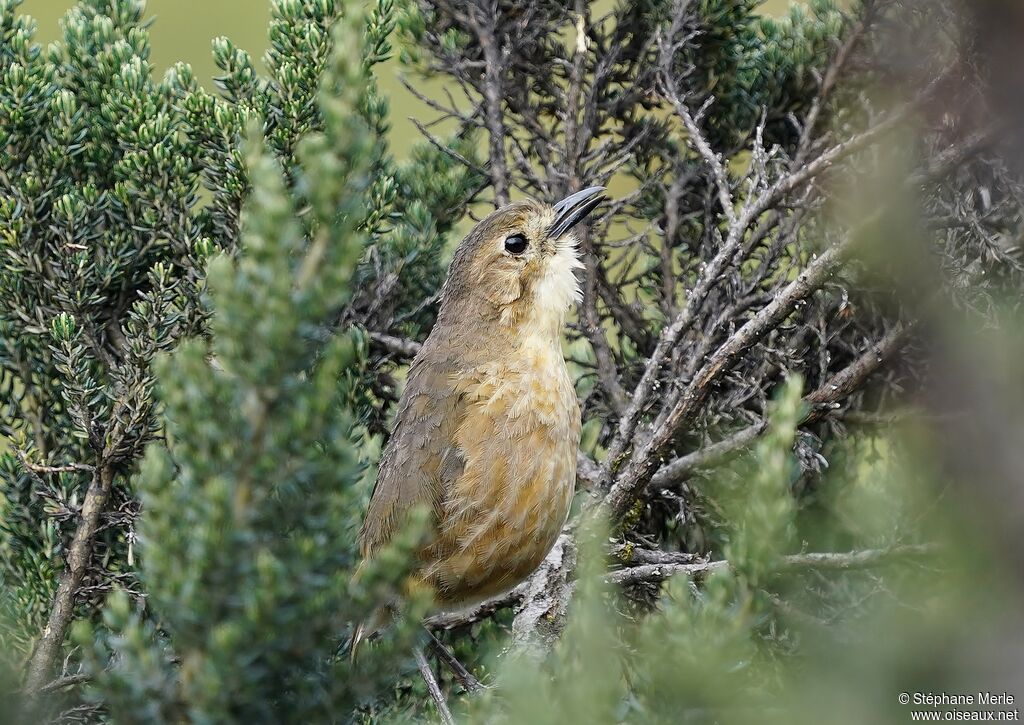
[[358, 352, 466, 558]]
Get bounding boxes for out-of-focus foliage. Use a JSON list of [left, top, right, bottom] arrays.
[[73, 9, 432, 717]]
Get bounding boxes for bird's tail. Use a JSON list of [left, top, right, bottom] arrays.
[[347, 620, 369, 662], [347, 606, 393, 662]]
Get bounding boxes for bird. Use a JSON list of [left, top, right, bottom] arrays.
[[353, 186, 606, 647]]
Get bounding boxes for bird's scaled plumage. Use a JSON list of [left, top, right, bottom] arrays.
[[358, 188, 605, 618]]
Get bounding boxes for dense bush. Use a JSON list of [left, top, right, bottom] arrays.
[[1, 0, 1022, 722]]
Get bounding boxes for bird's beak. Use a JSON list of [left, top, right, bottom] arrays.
[[547, 186, 606, 240]]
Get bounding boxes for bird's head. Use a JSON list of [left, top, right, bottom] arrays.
[[438, 186, 606, 335]]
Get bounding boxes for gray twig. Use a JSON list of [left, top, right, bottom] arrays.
[[415, 648, 456, 725]]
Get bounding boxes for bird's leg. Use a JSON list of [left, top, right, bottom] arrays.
[[415, 648, 456, 725], [425, 627, 484, 693]]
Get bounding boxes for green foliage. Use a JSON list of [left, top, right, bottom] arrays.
[[680, 0, 847, 149], [72, 8, 430, 722], [626, 379, 805, 719], [185, 0, 483, 344], [0, 0, 479, 714], [0, 0, 208, 655], [186, 0, 349, 250], [716, 377, 801, 592]]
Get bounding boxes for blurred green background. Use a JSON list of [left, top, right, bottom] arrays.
[[20, 0, 795, 158]]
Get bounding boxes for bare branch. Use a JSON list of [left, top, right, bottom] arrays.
[[608, 544, 939, 585], [39, 672, 91, 693], [648, 422, 766, 490], [606, 238, 852, 518], [25, 465, 116, 694], [427, 586, 525, 631], [415, 648, 456, 725], [464, 3, 511, 205], [367, 331, 423, 359], [803, 324, 911, 424], [649, 324, 912, 489], [433, 544, 938, 626]]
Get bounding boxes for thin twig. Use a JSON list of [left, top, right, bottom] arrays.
[[415, 648, 456, 725], [426, 629, 483, 693], [409, 117, 491, 181], [39, 672, 90, 693], [648, 422, 766, 490], [367, 331, 423, 359], [608, 544, 939, 585], [426, 544, 939, 628], [605, 237, 853, 518]]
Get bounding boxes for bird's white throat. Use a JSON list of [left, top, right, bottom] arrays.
[[530, 243, 583, 337]]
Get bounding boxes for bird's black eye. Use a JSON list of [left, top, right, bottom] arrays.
[[504, 233, 529, 255]]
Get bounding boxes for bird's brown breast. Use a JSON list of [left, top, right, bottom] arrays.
[[421, 337, 580, 608]]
